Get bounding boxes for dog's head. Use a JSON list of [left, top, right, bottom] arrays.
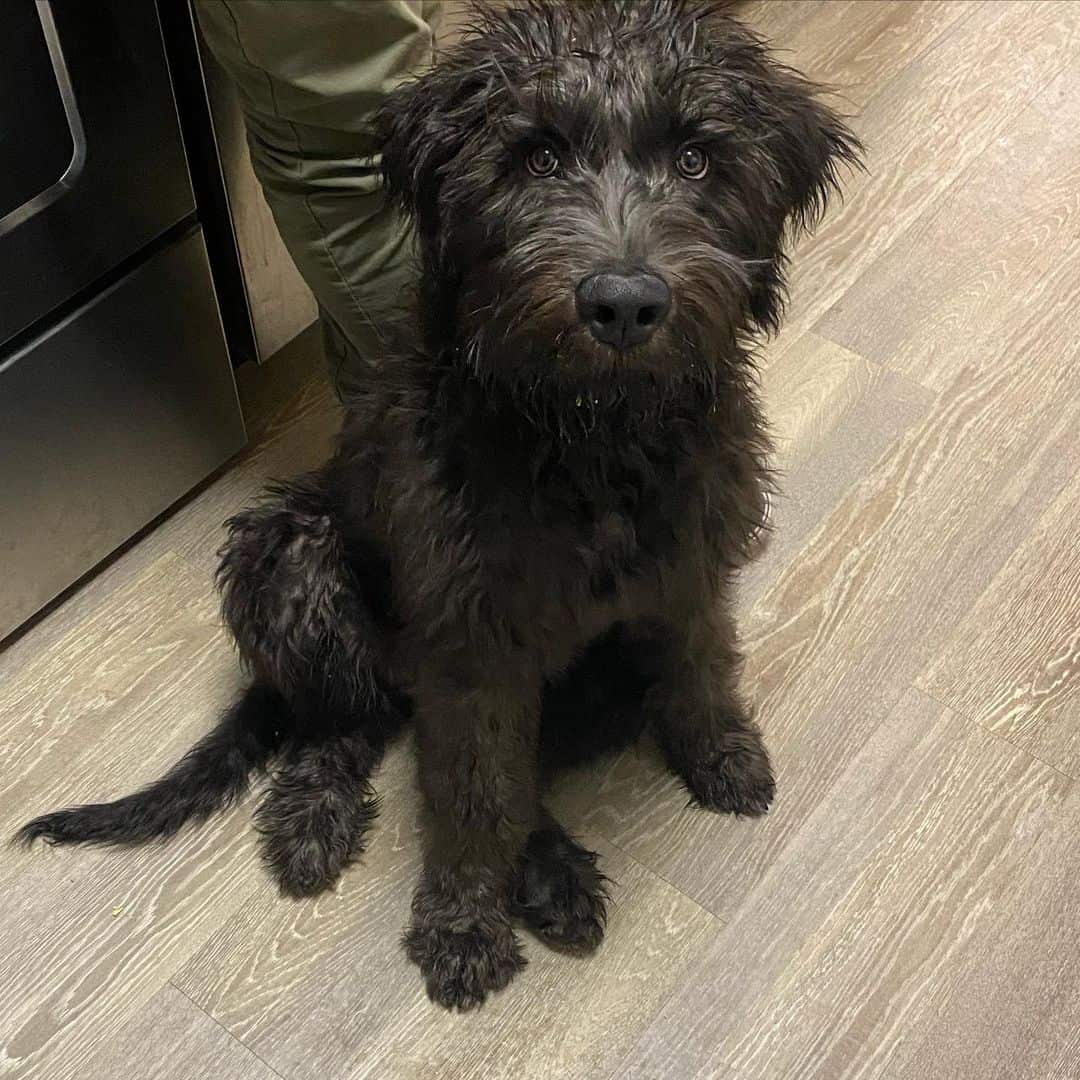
[[377, 0, 860, 391]]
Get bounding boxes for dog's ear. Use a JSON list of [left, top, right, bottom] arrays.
[[751, 69, 861, 233], [714, 29, 863, 330], [374, 55, 492, 250]]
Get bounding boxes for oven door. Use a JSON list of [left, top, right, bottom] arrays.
[[0, 227, 247, 639], [0, 0, 195, 344]]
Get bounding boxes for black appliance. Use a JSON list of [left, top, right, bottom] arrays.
[[0, 0, 248, 639]]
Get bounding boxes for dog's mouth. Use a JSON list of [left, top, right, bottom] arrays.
[[488, 312, 707, 388], [504, 331, 717, 409]]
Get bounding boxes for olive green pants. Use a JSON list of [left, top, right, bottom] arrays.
[[195, 1, 444, 398]]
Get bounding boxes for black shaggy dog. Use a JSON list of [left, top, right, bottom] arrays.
[[18, 1, 859, 1009]]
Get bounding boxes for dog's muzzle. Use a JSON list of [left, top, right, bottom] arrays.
[[575, 270, 671, 349]]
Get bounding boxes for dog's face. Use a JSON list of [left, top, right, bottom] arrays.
[[378, 0, 859, 389]]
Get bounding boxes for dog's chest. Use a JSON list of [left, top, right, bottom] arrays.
[[466, 436, 696, 604]]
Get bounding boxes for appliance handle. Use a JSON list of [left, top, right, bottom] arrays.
[[0, 0, 87, 238]]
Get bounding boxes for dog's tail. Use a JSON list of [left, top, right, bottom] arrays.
[[13, 683, 289, 849]]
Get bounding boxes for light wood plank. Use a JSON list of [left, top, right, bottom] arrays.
[[616, 688, 1080, 1080], [778, 0, 1080, 343], [742, 333, 933, 607], [885, 784, 1080, 1080], [79, 986, 280, 1080], [761, 331, 882, 473], [0, 556, 264, 1080], [747, 0, 978, 110], [738, 0, 820, 40], [816, 66, 1080, 392], [0, 555, 232, 835], [918, 468, 1080, 779]]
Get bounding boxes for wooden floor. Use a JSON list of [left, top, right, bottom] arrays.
[[3, 2, 1080, 1077]]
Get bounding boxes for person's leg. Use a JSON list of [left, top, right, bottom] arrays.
[[195, 1, 440, 397]]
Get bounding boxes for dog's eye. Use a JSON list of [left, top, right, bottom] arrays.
[[676, 145, 709, 180], [526, 145, 559, 178]]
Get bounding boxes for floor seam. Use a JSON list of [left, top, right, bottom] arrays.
[[168, 979, 289, 1080], [910, 683, 1079, 788]]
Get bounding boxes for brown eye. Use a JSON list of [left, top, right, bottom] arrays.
[[676, 144, 708, 180], [527, 144, 559, 177]]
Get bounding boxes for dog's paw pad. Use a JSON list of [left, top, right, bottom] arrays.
[[404, 916, 525, 1010], [685, 729, 775, 817], [513, 829, 608, 955]]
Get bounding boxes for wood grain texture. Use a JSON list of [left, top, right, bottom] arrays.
[[741, 332, 933, 608], [918, 468, 1080, 780], [0, 556, 265, 1080], [617, 688, 1080, 1080], [0, 555, 231, 838], [744, 0, 977, 109], [883, 783, 1080, 1080], [780, 0, 1080, 341], [761, 332, 881, 472], [78, 986, 280, 1080], [816, 65, 1080, 392]]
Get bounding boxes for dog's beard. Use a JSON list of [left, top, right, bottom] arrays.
[[452, 256, 749, 414], [451, 321, 727, 442]]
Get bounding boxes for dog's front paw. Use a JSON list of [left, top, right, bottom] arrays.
[[404, 894, 525, 1010], [511, 825, 609, 954], [513, 826, 608, 955], [684, 726, 775, 817]]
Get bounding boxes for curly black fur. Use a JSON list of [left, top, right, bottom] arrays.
[[255, 730, 385, 898], [16, 0, 859, 1010]]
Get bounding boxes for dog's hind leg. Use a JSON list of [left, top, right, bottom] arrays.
[[255, 726, 385, 897], [15, 683, 287, 848], [218, 475, 408, 895]]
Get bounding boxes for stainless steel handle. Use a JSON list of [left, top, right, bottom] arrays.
[[0, 1, 87, 237]]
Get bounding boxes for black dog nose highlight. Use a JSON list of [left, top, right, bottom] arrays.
[[576, 271, 671, 348]]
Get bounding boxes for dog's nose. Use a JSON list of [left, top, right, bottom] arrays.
[[575, 271, 671, 348]]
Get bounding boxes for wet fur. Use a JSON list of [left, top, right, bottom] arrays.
[[16, 1, 858, 1010]]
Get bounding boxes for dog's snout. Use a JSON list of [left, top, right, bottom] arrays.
[[575, 271, 671, 348]]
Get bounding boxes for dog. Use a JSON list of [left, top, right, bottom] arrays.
[[17, 0, 859, 1009]]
